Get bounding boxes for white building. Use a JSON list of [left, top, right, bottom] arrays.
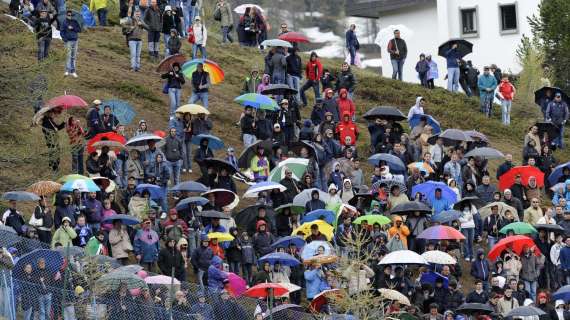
[[346, 0, 540, 87]]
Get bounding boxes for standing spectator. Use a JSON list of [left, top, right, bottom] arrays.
[[3, 200, 26, 236], [240, 106, 256, 147], [89, 0, 108, 26], [445, 43, 461, 92], [32, 197, 54, 244], [161, 6, 180, 56], [214, 0, 233, 44], [415, 53, 429, 87], [470, 249, 491, 290], [189, 62, 210, 107], [270, 47, 287, 85], [387, 29, 407, 80], [520, 245, 539, 301], [466, 61, 480, 96], [134, 218, 160, 272], [143, 0, 162, 61], [426, 55, 438, 89], [335, 63, 356, 99], [477, 66, 498, 116], [66, 117, 85, 174], [123, 9, 147, 72], [61, 10, 81, 78], [34, 9, 53, 61], [167, 29, 181, 55], [108, 220, 133, 265], [158, 237, 186, 281], [100, 105, 119, 132], [498, 74, 516, 125], [345, 24, 358, 66], [34, 258, 55, 320], [301, 52, 323, 107], [191, 235, 213, 288], [286, 48, 302, 102], [51, 216, 77, 249], [162, 62, 185, 117], [241, 68, 261, 94], [546, 92, 569, 149], [559, 236, 570, 285]]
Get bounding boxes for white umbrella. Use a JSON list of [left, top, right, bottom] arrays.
[[374, 24, 414, 48], [378, 288, 411, 305], [276, 283, 301, 297], [243, 182, 286, 198], [293, 188, 330, 207], [378, 250, 428, 265], [125, 134, 164, 151], [260, 39, 293, 48], [234, 4, 264, 14], [421, 250, 457, 265]]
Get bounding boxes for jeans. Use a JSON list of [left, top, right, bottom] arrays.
[[168, 87, 181, 116], [348, 46, 356, 65], [287, 75, 301, 102], [163, 33, 171, 56], [501, 100, 512, 125], [64, 305, 76, 320], [419, 72, 428, 87], [197, 269, 205, 288], [524, 280, 537, 301], [71, 145, 84, 174], [272, 73, 286, 85], [480, 91, 494, 114], [300, 80, 320, 106], [391, 58, 405, 80], [24, 307, 33, 320], [147, 31, 160, 53], [222, 26, 233, 43], [461, 227, 474, 259], [160, 185, 168, 212], [487, 235, 497, 248], [243, 133, 256, 147], [189, 91, 208, 108], [97, 8, 107, 26], [183, 139, 192, 170], [38, 38, 51, 61], [192, 44, 207, 59], [182, 3, 193, 35], [65, 40, 78, 73], [229, 261, 240, 274], [167, 159, 182, 186], [447, 67, 460, 92], [555, 124, 565, 149], [242, 263, 253, 284], [39, 293, 52, 320], [128, 40, 142, 70]]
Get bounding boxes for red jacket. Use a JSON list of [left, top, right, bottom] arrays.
[[305, 59, 323, 81], [337, 88, 355, 118], [498, 80, 515, 101], [336, 113, 359, 146]]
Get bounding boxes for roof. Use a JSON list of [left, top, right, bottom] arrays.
[[345, 0, 434, 18]]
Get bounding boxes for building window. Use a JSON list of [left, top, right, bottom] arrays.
[[500, 4, 518, 33], [461, 8, 478, 36]]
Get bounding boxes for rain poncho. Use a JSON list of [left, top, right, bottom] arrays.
[[407, 96, 424, 119], [208, 256, 228, 292]]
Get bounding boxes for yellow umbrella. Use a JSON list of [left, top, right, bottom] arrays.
[[176, 104, 210, 115], [207, 232, 234, 242], [292, 220, 334, 241]]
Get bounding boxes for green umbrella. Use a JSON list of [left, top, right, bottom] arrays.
[[96, 271, 148, 291], [353, 215, 391, 226], [499, 222, 537, 235], [275, 203, 305, 215], [268, 158, 309, 183]]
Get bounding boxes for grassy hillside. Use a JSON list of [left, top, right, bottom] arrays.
[[0, 10, 565, 194]]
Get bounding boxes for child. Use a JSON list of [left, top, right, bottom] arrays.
[[498, 75, 516, 126], [73, 215, 93, 247], [426, 55, 438, 89], [240, 232, 256, 285], [167, 29, 181, 56], [415, 53, 430, 87]]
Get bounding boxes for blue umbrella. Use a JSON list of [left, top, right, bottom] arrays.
[[409, 114, 441, 134], [367, 153, 406, 173], [170, 181, 209, 193], [420, 271, 449, 288], [1, 191, 40, 201], [258, 252, 301, 267], [303, 209, 335, 225], [548, 161, 570, 185], [553, 285, 570, 302], [234, 93, 279, 111], [15, 249, 64, 275], [301, 240, 332, 260], [243, 181, 287, 198], [431, 210, 463, 224], [99, 99, 137, 125], [412, 181, 458, 204], [191, 134, 224, 150], [0, 229, 21, 248], [135, 184, 163, 200], [61, 179, 101, 193], [271, 236, 306, 249], [175, 197, 209, 211], [101, 214, 141, 226]]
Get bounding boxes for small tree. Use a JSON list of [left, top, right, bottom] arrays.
[[515, 35, 552, 105]]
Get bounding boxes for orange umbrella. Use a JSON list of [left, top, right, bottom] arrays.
[[26, 181, 62, 196]]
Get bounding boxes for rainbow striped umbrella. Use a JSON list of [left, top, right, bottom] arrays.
[[181, 59, 224, 84]]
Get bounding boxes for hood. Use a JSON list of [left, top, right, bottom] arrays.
[[339, 88, 348, 99], [414, 96, 423, 108], [325, 88, 334, 97], [303, 119, 312, 128], [256, 220, 267, 231], [250, 69, 259, 76], [565, 179, 570, 189], [170, 28, 178, 36], [229, 226, 238, 235], [328, 183, 338, 192], [330, 161, 340, 174], [211, 255, 223, 268], [343, 178, 352, 190], [342, 111, 351, 123]]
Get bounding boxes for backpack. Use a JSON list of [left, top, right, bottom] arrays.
[[213, 7, 221, 21], [187, 25, 195, 44]]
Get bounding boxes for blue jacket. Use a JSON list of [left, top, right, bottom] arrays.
[[190, 302, 214, 320], [345, 29, 357, 49], [427, 60, 439, 80], [560, 246, 570, 270], [470, 257, 491, 281], [207, 256, 228, 292], [430, 197, 452, 215], [133, 229, 160, 263], [191, 245, 213, 271], [61, 18, 81, 42], [445, 48, 460, 68], [477, 74, 498, 96], [304, 268, 329, 299], [552, 179, 570, 206]]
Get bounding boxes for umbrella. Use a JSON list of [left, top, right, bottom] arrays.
[[456, 303, 494, 315], [271, 236, 305, 249], [535, 224, 565, 234], [175, 104, 210, 115], [181, 59, 224, 84], [61, 179, 100, 193], [268, 158, 309, 183], [0, 230, 21, 248], [534, 86, 569, 105], [26, 181, 62, 196], [32, 105, 64, 126], [259, 252, 301, 266], [0, 225, 17, 234], [86, 132, 127, 154], [101, 214, 141, 226], [238, 139, 274, 168], [201, 189, 237, 208], [548, 161, 570, 185], [303, 209, 335, 225], [378, 250, 428, 265], [1, 191, 40, 201], [97, 271, 148, 290], [263, 304, 305, 319], [417, 225, 465, 240], [464, 147, 504, 159], [54, 246, 85, 257], [145, 275, 181, 285], [348, 192, 374, 209], [293, 221, 334, 241], [156, 53, 188, 72], [244, 283, 288, 298], [57, 174, 89, 183], [196, 210, 229, 220], [488, 235, 541, 260], [554, 285, 570, 302], [479, 202, 519, 221], [506, 306, 547, 318], [535, 121, 560, 139], [499, 222, 537, 235], [363, 106, 406, 121], [421, 250, 457, 265], [390, 201, 432, 215], [244, 181, 286, 198], [420, 271, 449, 289], [453, 196, 485, 210], [276, 283, 302, 295], [368, 153, 406, 172], [99, 99, 136, 125], [378, 288, 411, 305], [170, 181, 209, 193], [227, 272, 247, 297], [301, 241, 334, 260], [260, 39, 292, 48], [464, 130, 489, 142], [135, 184, 163, 200], [309, 289, 343, 313], [234, 205, 276, 231], [91, 140, 125, 150], [408, 114, 441, 134], [407, 161, 435, 174], [203, 158, 237, 175], [353, 215, 391, 226], [288, 140, 317, 157], [207, 232, 234, 241], [438, 39, 473, 58], [92, 177, 117, 193], [431, 210, 463, 224], [260, 84, 298, 96], [371, 179, 407, 194], [234, 3, 264, 14], [191, 134, 224, 150], [293, 188, 330, 207], [114, 264, 144, 274], [15, 249, 63, 274], [235, 93, 279, 111], [275, 204, 305, 215], [427, 129, 472, 146], [45, 94, 87, 109], [412, 181, 458, 204], [498, 166, 545, 190], [278, 31, 309, 43], [125, 133, 163, 151]]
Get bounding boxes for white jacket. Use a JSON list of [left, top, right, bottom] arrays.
[[193, 21, 207, 46], [459, 206, 476, 229]]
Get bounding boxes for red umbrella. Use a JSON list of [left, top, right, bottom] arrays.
[[243, 283, 288, 298], [488, 235, 541, 260], [154, 130, 166, 138], [417, 225, 466, 240], [278, 32, 310, 43], [308, 289, 343, 313], [498, 166, 545, 191], [226, 272, 247, 297], [45, 95, 88, 109], [86, 132, 127, 154]]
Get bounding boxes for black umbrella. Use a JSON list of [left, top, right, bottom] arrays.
[[390, 201, 432, 215], [535, 224, 565, 234], [288, 140, 316, 157], [363, 106, 406, 121], [348, 193, 374, 209], [456, 303, 494, 315], [371, 179, 407, 194], [464, 130, 489, 142], [203, 158, 238, 175], [427, 129, 472, 146], [235, 205, 276, 234], [535, 121, 560, 139], [453, 196, 485, 210], [534, 86, 569, 105], [261, 84, 298, 96], [438, 39, 473, 58], [195, 210, 229, 219], [464, 147, 504, 159], [238, 139, 274, 169], [506, 306, 546, 318]]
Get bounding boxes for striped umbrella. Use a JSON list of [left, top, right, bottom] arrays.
[[181, 59, 224, 84], [235, 93, 279, 111]]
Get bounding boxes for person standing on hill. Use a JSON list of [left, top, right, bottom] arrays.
[[445, 42, 461, 92], [89, 0, 108, 26], [286, 48, 302, 102], [300, 52, 322, 107], [124, 9, 148, 72], [191, 16, 207, 59], [498, 74, 516, 126], [61, 10, 81, 78], [478, 66, 498, 116], [387, 29, 407, 81], [214, 0, 233, 44], [143, 0, 162, 61], [345, 24, 358, 66], [189, 62, 210, 108], [161, 6, 181, 57], [34, 9, 53, 61], [546, 92, 569, 149], [335, 62, 356, 100]]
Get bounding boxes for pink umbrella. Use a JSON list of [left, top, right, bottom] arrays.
[[144, 275, 181, 285], [227, 272, 247, 297]]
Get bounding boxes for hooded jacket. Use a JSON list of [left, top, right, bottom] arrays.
[[158, 241, 185, 278], [470, 250, 491, 280], [336, 112, 359, 146], [133, 228, 160, 263], [305, 56, 323, 81], [252, 221, 275, 256], [322, 89, 340, 121], [242, 70, 261, 94], [335, 66, 356, 92], [191, 243, 213, 271], [407, 97, 424, 119], [286, 53, 302, 77], [337, 89, 355, 118], [256, 74, 271, 93], [207, 256, 228, 291]]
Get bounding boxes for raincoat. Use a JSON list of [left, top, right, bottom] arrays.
[[337, 89, 355, 118], [207, 256, 228, 291], [133, 228, 160, 263]]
